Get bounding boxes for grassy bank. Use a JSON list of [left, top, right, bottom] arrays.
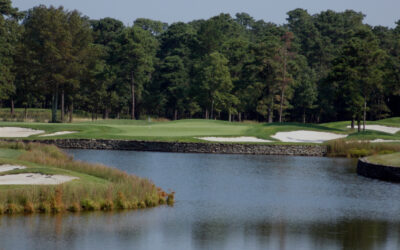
[[364, 152, 400, 167], [326, 140, 400, 157], [0, 142, 173, 215]]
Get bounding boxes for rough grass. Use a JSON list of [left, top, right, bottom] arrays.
[[326, 139, 400, 157], [0, 142, 172, 215], [365, 152, 400, 167]]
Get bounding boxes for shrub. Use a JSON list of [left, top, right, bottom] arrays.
[[24, 202, 34, 213], [80, 199, 96, 211], [68, 202, 81, 213], [167, 192, 175, 206], [100, 200, 114, 211]]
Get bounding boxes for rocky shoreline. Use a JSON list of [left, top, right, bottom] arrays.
[[1, 139, 327, 156]]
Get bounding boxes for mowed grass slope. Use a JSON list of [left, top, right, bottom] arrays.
[[365, 152, 400, 167], [0, 118, 399, 142]]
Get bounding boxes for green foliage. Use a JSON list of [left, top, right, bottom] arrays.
[[1, 4, 400, 123]]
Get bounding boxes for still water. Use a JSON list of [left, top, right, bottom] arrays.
[[1, 150, 400, 250]]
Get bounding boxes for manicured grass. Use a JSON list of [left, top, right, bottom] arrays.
[[0, 142, 173, 214], [0, 118, 395, 140], [365, 152, 400, 167], [0, 117, 399, 145]]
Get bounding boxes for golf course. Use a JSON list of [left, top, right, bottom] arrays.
[[0, 116, 399, 143]]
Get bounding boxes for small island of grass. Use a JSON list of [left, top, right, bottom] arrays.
[[365, 152, 400, 167], [0, 142, 174, 215]]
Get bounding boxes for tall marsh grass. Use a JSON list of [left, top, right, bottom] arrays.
[[0, 142, 173, 214], [327, 139, 400, 158]]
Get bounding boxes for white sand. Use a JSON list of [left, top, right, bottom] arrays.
[[0, 173, 78, 185], [371, 139, 400, 143], [197, 136, 272, 143], [0, 164, 26, 173], [347, 125, 400, 134], [40, 131, 77, 137], [347, 139, 400, 143], [271, 130, 347, 143], [0, 127, 44, 137]]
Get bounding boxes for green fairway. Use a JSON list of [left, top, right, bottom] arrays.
[[365, 152, 400, 167], [0, 118, 399, 143]]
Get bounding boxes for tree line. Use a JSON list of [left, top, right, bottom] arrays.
[[0, 0, 399, 129]]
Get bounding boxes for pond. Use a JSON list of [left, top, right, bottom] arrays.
[[1, 150, 400, 250]]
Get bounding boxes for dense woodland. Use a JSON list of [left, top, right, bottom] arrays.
[[0, 0, 400, 126]]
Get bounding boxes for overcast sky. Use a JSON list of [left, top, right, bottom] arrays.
[[12, 0, 399, 28]]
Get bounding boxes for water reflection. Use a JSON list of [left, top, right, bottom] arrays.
[[1, 150, 400, 250]]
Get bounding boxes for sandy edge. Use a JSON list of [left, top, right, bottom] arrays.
[[0, 173, 78, 185], [0, 127, 44, 138], [0, 165, 26, 173], [40, 131, 77, 137]]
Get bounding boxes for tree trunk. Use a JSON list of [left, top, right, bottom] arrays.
[[131, 71, 135, 120], [238, 112, 242, 122], [268, 96, 274, 123], [51, 87, 58, 123], [24, 106, 27, 120], [363, 97, 367, 132], [10, 99, 14, 116], [210, 100, 214, 119], [302, 110, 306, 124], [357, 118, 361, 133], [228, 111, 231, 122], [68, 102, 73, 123], [205, 109, 209, 119], [174, 109, 178, 120], [279, 89, 285, 123], [351, 117, 355, 129], [279, 46, 288, 123], [61, 89, 65, 122]]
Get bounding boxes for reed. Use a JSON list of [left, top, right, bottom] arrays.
[[0, 142, 173, 214], [326, 139, 400, 157]]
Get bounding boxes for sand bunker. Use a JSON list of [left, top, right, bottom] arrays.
[[0, 173, 78, 185], [0, 127, 44, 137], [347, 125, 400, 134], [0, 164, 26, 173], [40, 131, 77, 137], [271, 130, 347, 143], [197, 136, 272, 143]]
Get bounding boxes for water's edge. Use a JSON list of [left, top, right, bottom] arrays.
[[1, 139, 327, 156], [357, 157, 400, 182]]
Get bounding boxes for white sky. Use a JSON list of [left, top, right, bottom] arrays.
[[12, 0, 400, 27]]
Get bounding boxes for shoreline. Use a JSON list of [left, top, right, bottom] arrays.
[[0, 139, 328, 157], [357, 157, 400, 182]]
